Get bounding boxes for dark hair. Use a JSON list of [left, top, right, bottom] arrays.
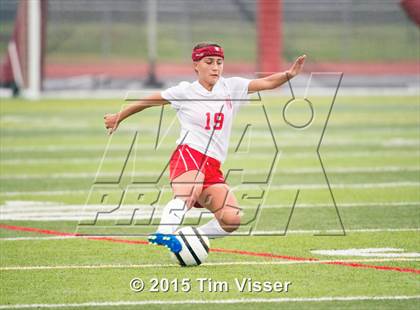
[[193, 42, 222, 51]]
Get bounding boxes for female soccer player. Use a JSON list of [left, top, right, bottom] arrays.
[[104, 42, 306, 253]]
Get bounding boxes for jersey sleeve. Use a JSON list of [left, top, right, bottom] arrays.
[[225, 77, 251, 105], [161, 81, 189, 110]]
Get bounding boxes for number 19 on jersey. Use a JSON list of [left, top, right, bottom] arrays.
[[205, 112, 224, 130]]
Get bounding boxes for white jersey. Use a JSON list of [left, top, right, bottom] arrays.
[[161, 77, 251, 163]]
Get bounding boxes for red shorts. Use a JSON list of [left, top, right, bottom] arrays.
[[169, 144, 225, 191]]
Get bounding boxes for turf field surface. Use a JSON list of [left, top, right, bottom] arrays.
[[0, 95, 419, 309]]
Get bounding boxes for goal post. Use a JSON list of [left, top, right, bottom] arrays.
[[25, 0, 42, 99], [0, 0, 47, 99], [0, 0, 284, 94]]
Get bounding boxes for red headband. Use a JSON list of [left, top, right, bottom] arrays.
[[192, 46, 224, 61]]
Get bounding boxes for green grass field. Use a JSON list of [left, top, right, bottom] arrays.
[[0, 95, 419, 309]]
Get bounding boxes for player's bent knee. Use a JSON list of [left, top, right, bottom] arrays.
[[220, 213, 241, 233]]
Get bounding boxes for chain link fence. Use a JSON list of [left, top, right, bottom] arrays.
[[1, 0, 418, 90]]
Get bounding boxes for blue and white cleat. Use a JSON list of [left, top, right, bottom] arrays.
[[148, 233, 182, 254]]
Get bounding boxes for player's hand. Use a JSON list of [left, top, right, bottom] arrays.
[[287, 55, 306, 78], [104, 113, 120, 135]]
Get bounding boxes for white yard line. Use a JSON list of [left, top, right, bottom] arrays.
[[264, 182, 420, 190], [1, 138, 419, 153], [252, 228, 420, 234], [0, 146, 417, 154], [1, 166, 419, 180], [0, 295, 419, 309], [1, 258, 420, 271], [1, 201, 418, 214], [1, 181, 419, 197], [1, 201, 418, 221], [1, 150, 419, 165], [1, 228, 419, 241], [0, 215, 213, 221], [0, 190, 88, 197], [311, 248, 420, 258], [0, 236, 77, 241]]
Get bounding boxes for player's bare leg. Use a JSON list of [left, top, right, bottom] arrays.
[[171, 170, 205, 209], [197, 184, 241, 238], [149, 170, 204, 252]]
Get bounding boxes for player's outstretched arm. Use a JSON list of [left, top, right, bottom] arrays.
[[104, 92, 168, 135], [248, 55, 306, 93]]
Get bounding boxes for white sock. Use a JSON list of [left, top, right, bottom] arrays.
[[199, 218, 230, 239], [157, 198, 187, 234]]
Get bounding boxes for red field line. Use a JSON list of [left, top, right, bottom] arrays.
[[1, 223, 419, 274]]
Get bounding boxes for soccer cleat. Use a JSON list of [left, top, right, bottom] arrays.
[[148, 233, 182, 254]]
